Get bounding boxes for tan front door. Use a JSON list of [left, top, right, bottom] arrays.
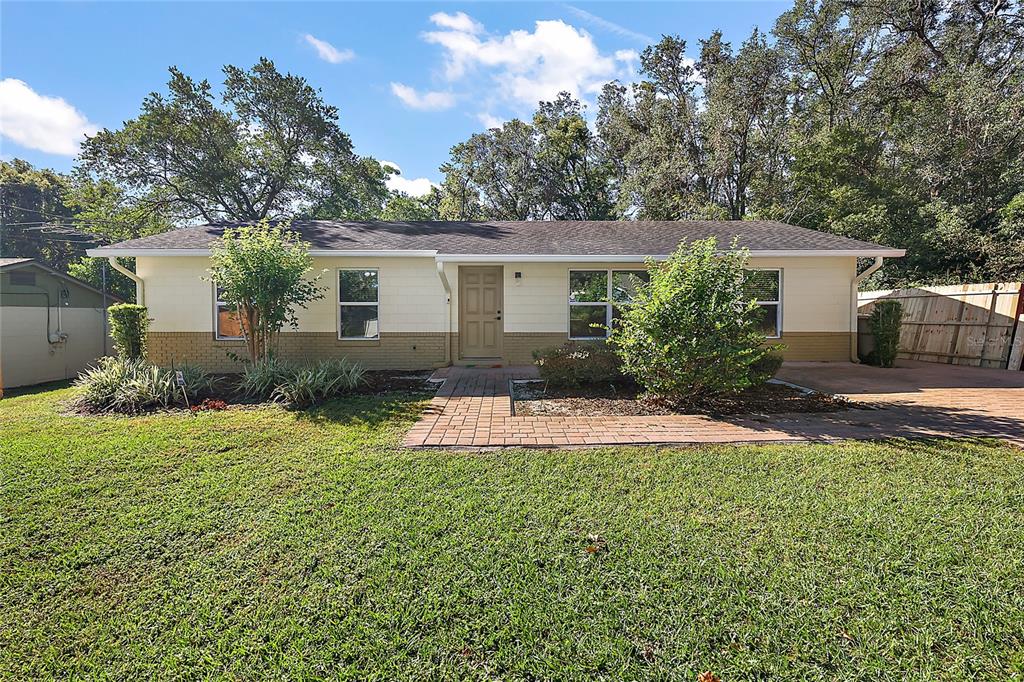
[[459, 266, 503, 359]]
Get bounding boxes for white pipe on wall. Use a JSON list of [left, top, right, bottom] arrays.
[[107, 257, 144, 306]]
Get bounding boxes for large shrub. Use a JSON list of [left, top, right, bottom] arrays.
[[532, 342, 622, 387], [208, 220, 324, 363], [76, 357, 215, 413], [608, 237, 777, 402], [867, 300, 903, 368], [107, 303, 149, 359]]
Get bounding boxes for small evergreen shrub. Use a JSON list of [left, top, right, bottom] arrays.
[[868, 300, 903, 368], [75, 357, 216, 413], [107, 304, 149, 359], [608, 237, 778, 403], [532, 342, 623, 387]]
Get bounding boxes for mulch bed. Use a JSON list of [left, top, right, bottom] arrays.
[[513, 380, 852, 417]]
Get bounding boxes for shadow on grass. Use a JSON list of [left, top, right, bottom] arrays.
[[291, 391, 430, 426], [1, 379, 73, 399]]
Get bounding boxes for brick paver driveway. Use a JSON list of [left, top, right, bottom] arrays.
[[404, 362, 1024, 448]]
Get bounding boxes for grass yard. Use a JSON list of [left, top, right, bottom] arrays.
[[2, 385, 1023, 680]]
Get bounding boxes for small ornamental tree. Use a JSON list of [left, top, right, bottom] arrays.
[[208, 220, 323, 363], [608, 237, 777, 402]]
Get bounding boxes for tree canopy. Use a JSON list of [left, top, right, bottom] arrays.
[[436, 0, 1024, 286], [80, 58, 391, 224]]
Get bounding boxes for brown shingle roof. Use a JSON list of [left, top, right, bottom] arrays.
[[90, 220, 903, 256]]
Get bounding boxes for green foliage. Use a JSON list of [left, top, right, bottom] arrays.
[[207, 221, 323, 362], [67, 256, 136, 302], [749, 352, 785, 384], [79, 58, 389, 223], [380, 188, 442, 221], [107, 303, 149, 359], [532, 342, 623, 387], [238, 355, 295, 399], [608, 238, 775, 401], [867, 300, 903, 368], [270, 358, 367, 407], [74, 357, 215, 413], [439, 95, 616, 221], [0, 159, 79, 269], [238, 356, 366, 406]]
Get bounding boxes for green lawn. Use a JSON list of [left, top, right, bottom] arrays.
[[2, 386, 1023, 680]]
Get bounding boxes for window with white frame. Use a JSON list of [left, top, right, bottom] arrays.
[[569, 269, 650, 339], [214, 284, 244, 340], [339, 269, 379, 339], [743, 269, 782, 338]]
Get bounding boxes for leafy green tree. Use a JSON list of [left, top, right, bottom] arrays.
[[80, 58, 390, 224], [381, 188, 442, 221], [533, 93, 615, 220], [608, 237, 775, 402], [207, 220, 324, 362], [67, 256, 137, 302], [0, 159, 81, 269]]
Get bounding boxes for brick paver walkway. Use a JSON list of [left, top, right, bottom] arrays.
[[404, 362, 1024, 448]]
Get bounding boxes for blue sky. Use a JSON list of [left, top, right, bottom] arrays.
[[1, 1, 787, 195]]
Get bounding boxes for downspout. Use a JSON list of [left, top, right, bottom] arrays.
[[850, 256, 884, 362], [107, 257, 144, 306], [436, 261, 452, 366]]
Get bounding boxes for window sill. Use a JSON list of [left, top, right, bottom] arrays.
[[336, 338, 381, 347]]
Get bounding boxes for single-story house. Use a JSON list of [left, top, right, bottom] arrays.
[[1, 258, 120, 390], [87, 220, 904, 370]]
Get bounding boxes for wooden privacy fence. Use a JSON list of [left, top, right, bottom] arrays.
[[858, 282, 1024, 370]]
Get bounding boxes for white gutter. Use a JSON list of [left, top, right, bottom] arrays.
[[88, 248, 906, 260], [436, 262, 453, 366], [850, 256, 885, 362], [436, 249, 905, 262], [107, 257, 145, 306], [87, 248, 440, 258]]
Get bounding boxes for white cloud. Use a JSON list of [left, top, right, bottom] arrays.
[[380, 160, 437, 197], [389, 82, 455, 111], [562, 5, 655, 46], [0, 78, 98, 156], [477, 112, 505, 129], [429, 11, 483, 34], [421, 14, 631, 109], [302, 34, 354, 64]]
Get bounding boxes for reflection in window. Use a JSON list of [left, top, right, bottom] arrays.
[[339, 269, 379, 339], [214, 285, 244, 340], [743, 269, 782, 338], [568, 269, 649, 339]]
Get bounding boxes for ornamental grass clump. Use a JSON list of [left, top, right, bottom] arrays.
[[239, 357, 367, 406], [75, 357, 216, 413], [608, 237, 779, 404]]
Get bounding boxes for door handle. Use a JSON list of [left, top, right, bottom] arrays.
[[495, 316, 502, 321]]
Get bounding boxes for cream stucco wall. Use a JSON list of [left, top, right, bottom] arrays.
[[138, 254, 856, 338], [137, 256, 447, 334], [443, 256, 856, 334]]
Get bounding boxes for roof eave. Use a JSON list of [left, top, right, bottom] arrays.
[[88, 247, 907, 260]]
